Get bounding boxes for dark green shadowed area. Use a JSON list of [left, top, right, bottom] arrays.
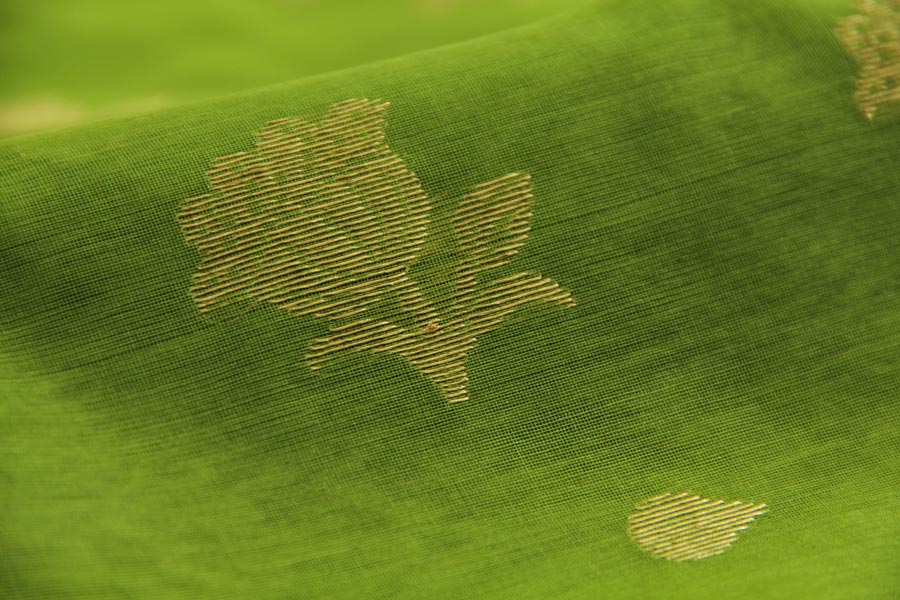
[[1, 0, 899, 598]]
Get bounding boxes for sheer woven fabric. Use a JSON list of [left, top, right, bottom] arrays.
[[1, 1, 898, 598]]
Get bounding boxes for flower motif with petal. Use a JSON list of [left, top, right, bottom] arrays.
[[179, 99, 575, 402], [837, 0, 900, 120]]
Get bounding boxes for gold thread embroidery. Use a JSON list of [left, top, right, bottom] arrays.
[[628, 492, 767, 562], [837, 0, 900, 120], [179, 99, 575, 403]]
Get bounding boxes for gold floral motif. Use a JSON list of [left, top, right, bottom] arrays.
[[628, 492, 768, 562], [837, 0, 900, 120], [179, 99, 574, 402]]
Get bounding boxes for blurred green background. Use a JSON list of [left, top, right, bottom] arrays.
[[0, 0, 577, 137]]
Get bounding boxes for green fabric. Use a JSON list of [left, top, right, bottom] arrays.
[[2, 0, 899, 598], [0, 0, 571, 136]]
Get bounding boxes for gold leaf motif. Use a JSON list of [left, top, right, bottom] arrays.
[[179, 99, 575, 403], [837, 0, 900, 120], [628, 492, 767, 562]]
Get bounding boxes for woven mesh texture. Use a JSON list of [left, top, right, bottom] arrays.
[[1, 0, 899, 598]]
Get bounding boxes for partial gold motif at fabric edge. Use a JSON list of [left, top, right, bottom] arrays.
[[178, 99, 575, 403], [628, 492, 767, 562], [837, 0, 900, 120]]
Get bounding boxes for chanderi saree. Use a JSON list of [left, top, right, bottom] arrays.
[[1, 0, 898, 598]]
